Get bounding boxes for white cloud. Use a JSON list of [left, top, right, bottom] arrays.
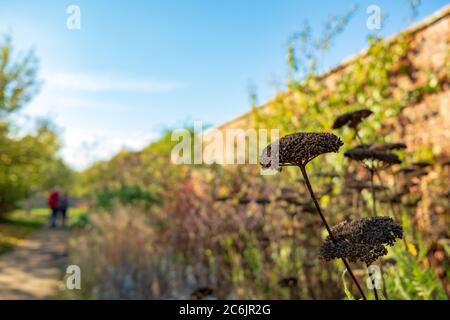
[[41, 70, 181, 93], [26, 93, 123, 114], [20, 69, 178, 169], [61, 128, 160, 170], [23, 90, 161, 170]]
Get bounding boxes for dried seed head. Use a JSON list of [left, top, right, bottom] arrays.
[[319, 216, 403, 265], [396, 167, 416, 175], [440, 158, 450, 167], [300, 202, 316, 214], [279, 277, 298, 288], [407, 169, 429, 178], [258, 236, 271, 248], [344, 147, 401, 166], [278, 195, 302, 206], [346, 181, 385, 191], [354, 143, 372, 149], [260, 132, 343, 169], [379, 192, 404, 204], [332, 109, 373, 129], [369, 143, 407, 152], [411, 161, 432, 169], [213, 196, 232, 202], [439, 188, 450, 198], [255, 197, 271, 205], [383, 258, 397, 266]]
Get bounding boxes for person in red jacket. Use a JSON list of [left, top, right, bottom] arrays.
[[48, 188, 60, 228]]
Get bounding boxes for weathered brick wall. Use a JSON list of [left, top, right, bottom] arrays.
[[391, 12, 450, 157]]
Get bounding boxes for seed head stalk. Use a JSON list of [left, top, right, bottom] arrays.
[[374, 170, 408, 251], [369, 168, 377, 217], [299, 164, 367, 300], [367, 263, 379, 300]]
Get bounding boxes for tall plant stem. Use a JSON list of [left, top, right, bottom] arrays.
[[374, 171, 398, 219], [367, 264, 379, 300], [374, 170, 408, 250], [299, 165, 367, 300], [380, 262, 389, 299], [369, 169, 377, 216], [354, 130, 363, 144]]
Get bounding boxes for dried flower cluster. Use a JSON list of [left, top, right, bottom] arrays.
[[344, 147, 401, 166], [367, 143, 407, 152], [379, 192, 404, 204], [260, 132, 343, 169], [396, 167, 416, 175], [278, 277, 298, 288], [396, 166, 429, 178], [319, 216, 403, 265], [332, 109, 373, 129], [346, 181, 385, 191], [412, 161, 432, 168]]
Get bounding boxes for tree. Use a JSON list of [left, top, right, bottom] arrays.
[[0, 38, 72, 216], [0, 36, 39, 116]]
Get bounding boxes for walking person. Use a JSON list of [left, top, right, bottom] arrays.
[[47, 188, 60, 228], [59, 192, 69, 228]]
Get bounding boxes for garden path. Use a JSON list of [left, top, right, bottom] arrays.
[[0, 227, 68, 299]]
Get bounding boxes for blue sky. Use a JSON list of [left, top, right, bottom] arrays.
[[0, 0, 447, 169]]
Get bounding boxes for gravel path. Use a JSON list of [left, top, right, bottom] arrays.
[[0, 227, 69, 299]]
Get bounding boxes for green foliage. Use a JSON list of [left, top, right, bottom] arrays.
[[0, 37, 39, 115], [341, 270, 356, 300], [287, 6, 357, 82], [0, 39, 72, 216], [0, 120, 67, 213], [384, 241, 447, 300], [95, 184, 161, 210]]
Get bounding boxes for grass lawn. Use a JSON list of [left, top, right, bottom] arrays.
[[0, 207, 87, 255]]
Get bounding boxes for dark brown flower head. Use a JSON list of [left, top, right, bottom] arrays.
[[396, 167, 416, 175], [319, 216, 403, 265], [213, 196, 232, 202], [412, 161, 432, 169], [408, 169, 429, 178], [278, 277, 298, 288], [439, 188, 450, 198], [440, 159, 450, 167], [369, 143, 407, 152], [344, 147, 401, 167], [380, 192, 404, 204], [258, 236, 271, 248], [278, 195, 302, 206], [354, 143, 372, 149], [300, 202, 316, 214], [255, 197, 271, 205], [346, 181, 385, 191], [383, 258, 397, 266], [238, 197, 252, 205], [260, 132, 343, 169], [332, 109, 373, 129]]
